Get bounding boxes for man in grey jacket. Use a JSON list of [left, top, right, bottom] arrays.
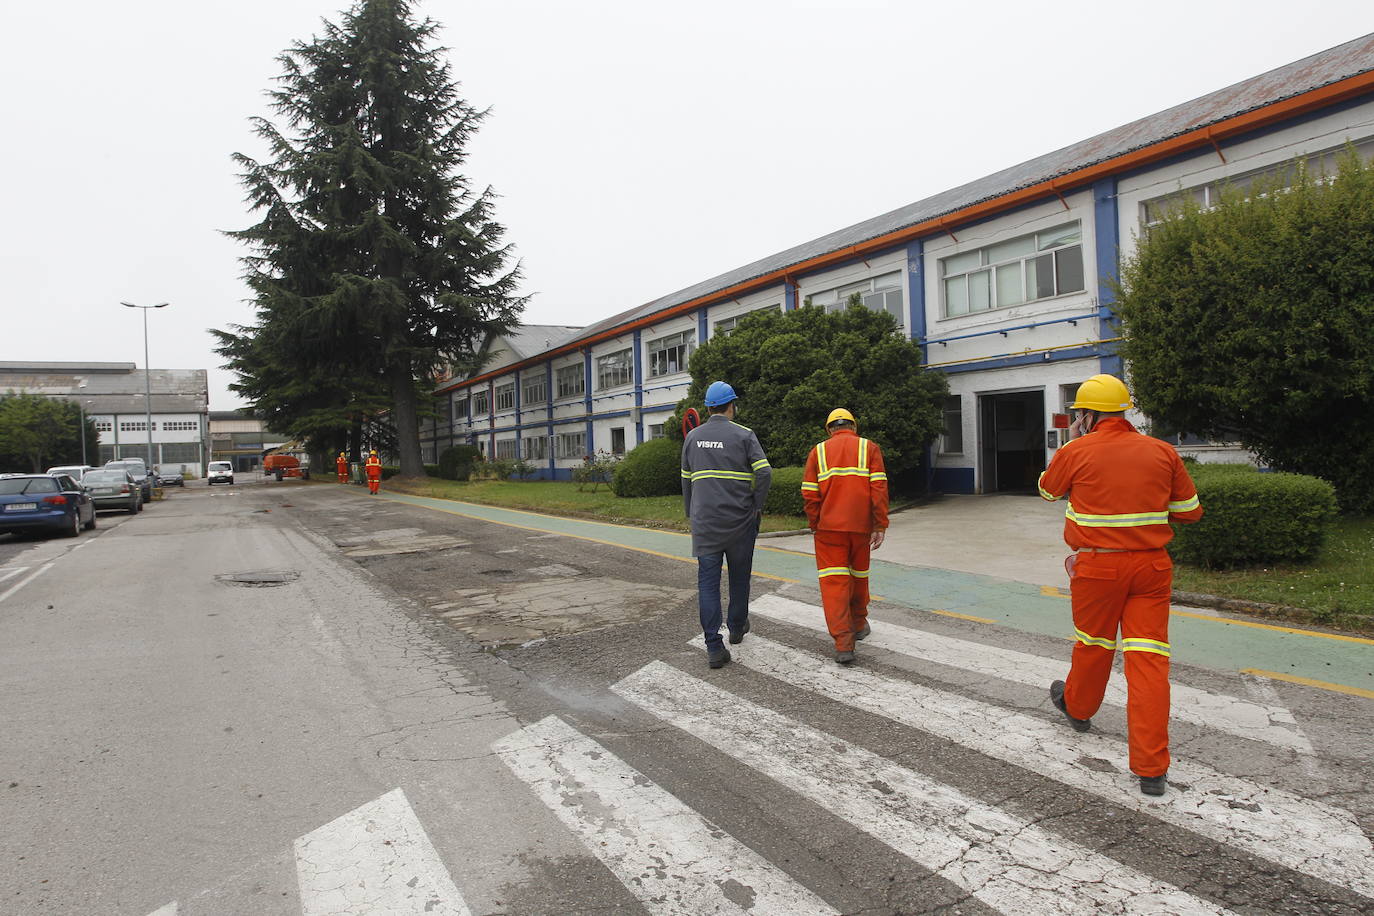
[[682, 381, 772, 669]]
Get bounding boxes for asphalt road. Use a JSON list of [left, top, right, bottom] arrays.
[[2, 478, 1372, 915]]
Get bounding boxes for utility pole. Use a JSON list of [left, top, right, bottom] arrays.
[[121, 301, 169, 469]]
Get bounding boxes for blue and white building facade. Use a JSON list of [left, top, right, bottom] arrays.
[[424, 35, 1374, 491]]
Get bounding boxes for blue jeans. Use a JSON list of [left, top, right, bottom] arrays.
[[697, 519, 759, 651]]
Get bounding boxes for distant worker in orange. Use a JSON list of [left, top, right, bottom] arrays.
[[364, 449, 383, 495], [336, 451, 349, 484], [1037, 374, 1203, 797], [801, 408, 888, 665]]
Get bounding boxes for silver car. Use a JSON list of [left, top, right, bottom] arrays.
[[105, 458, 153, 501], [82, 468, 143, 514]]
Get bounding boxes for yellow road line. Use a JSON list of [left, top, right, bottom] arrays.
[[381, 495, 801, 585], [931, 608, 997, 624], [1040, 585, 1069, 598], [1169, 609, 1374, 645], [1242, 669, 1374, 700]]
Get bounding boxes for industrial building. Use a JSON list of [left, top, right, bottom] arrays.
[[424, 35, 1374, 492]]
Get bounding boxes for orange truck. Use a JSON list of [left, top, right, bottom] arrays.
[[263, 451, 311, 481]]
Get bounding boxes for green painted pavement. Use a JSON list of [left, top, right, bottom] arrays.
[[377, 491, 1374, 696]]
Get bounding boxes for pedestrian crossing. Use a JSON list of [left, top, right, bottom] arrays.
[[144, 593, 1369, 915], [0, 563, 51, 605]]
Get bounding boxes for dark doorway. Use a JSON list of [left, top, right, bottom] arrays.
[[978, 390, 1046, 493]]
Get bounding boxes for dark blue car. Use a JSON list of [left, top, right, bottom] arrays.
[[0, 474, 97, 538]]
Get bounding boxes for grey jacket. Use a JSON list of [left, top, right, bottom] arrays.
[[681, 414, 772, 555]]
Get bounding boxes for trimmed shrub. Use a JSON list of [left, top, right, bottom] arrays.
[[763, 467, 806, 517], [438, 445, 482, 481], [612, 438, 681, 497], [1170, 469, 1338, 567], [423, 463, 440, 477]]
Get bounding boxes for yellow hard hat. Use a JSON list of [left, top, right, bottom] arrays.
[[826, 408, 856, 427], [369, 450, 377, 456], [1071, 375, 1133, 411]]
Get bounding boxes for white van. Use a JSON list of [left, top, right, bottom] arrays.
[[207, 461, 235, 485]]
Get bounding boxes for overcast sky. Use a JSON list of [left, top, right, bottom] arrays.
[[3, 1, 1369, 410]]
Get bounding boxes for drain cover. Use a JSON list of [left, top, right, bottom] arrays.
[[216, 570, 300, 588]]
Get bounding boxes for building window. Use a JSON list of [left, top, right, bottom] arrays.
[[610, 427, 626, 456], [495, 438, 517, 459], [940, 395, 963, 454], [940, 223, 1084, 318], [120, 420, 148, 432], [805, 274, 905, 326], [494, 383, 515, 411], [472, 390, 489, 415], [161, 443, 200, 464], [163, 420, 199, 432], [597, 348, 633, 390], [524, 435, 549, 461], [714, 304, 781, 337], [556, 364, 585, 399], [556, 431, 587, 459], [94, 419, 113, 432], [646, 423, 665, 440], [646, 331, 694, 378], [452, 395, 469, 419], [522, 375, 548, 406]]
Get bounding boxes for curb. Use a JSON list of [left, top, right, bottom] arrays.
[[1172, 589, 1373, 633]]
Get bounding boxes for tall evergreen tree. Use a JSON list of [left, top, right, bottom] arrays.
[[215, 0, 524, 474]]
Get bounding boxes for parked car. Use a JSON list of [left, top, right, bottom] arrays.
[[207, 461, 235, 485], [0, 474, 96, 538], [81, 468, 143, 514], [156, 466, 185, 487], [105, 458, 153, 501], [46, 464, 95, 481]]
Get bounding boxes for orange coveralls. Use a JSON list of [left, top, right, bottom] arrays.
[[1037, 416, 1203, 777], [336, 455, 349, 484], [365, 456, 383, 494], [801, 429, 889, 651]]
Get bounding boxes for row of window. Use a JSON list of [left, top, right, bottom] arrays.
[[940, 223, 1084, 317], [475, 424, 665, 461], [96, 420, 200, 433]]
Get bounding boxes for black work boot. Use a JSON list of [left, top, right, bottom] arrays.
[[728, 618, 751, 645], [835, 649, 856, 665], [1050, 680, 1092, 732], [854, 622, 871, 641], [1139, 773, 1168, 796], [707, 647, 732, 669]]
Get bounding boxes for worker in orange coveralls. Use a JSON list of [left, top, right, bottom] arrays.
[[801, 408, 888, 665], [1037, 374, 1203, 797], [364, 450, 383, 495], [336, 451, 349, 484]]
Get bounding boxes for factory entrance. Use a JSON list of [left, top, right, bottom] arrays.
[[977, 389, 1047, 493]]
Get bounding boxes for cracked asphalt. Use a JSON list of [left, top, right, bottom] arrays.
[[2, 477, 1371, 915]]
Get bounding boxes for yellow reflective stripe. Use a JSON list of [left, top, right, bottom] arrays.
[[1168, 494, 1200, 512], [850, 568, 869, 578], [1037, 471, 1057, 501], [870, 473, 888, 482], [817, 442, 829, 475], [750, 458, 770, 470], [1066, 502, 1169, 527], [817, 468, 871, 481], [1122, 638, 1172, 657], [817, 566, 849, 578], [681, 469, 691, 478], [1075, 628, 1118, 650], [800, 482, 820, 491], [687, 470, 754, 481], [858, 438, 868, 471]]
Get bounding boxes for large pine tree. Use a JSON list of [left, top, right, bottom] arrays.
[[216, 0, 524, 473]]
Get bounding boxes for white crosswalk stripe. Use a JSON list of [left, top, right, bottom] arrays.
[[614, 661, 1239, 916], [145, 904, 177, 916], [751, 594, 1314, 753], [0, 563, 51, 605], [0, 565, 29, 584], [712, 632, 1374, 900], [294, 788, 471, 916], [494, 715, 837, 915]]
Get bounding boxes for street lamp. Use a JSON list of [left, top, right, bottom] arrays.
[[121, 301, 168, 472]]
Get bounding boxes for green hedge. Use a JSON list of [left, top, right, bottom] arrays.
[[612, 438, 681, 497], [763, 467, 806, 517], [1170, 467, 1338, 567], [438, 445, 483, 481]]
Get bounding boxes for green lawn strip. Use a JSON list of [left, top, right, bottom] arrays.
[[1172, 514, 1374, 620], [386, 478, 807, 533]]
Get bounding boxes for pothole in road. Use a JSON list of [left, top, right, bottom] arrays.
[[216, 570, 301, 588]]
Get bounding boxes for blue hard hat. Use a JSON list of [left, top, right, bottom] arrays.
[[703, 381, 738, 407]]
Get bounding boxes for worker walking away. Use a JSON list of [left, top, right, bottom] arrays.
[[364, 450, 383, 495], [801, 409, 888, 665], [336, 451, 349, 484], [682, 381, 772, 669], [1037, 374, 1202, 796]]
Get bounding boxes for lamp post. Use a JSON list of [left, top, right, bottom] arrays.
[[121, 302, 168, 471]]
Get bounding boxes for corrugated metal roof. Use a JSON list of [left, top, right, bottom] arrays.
[[530, 32, 1374, 357], [0, 368, 208, 414]]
